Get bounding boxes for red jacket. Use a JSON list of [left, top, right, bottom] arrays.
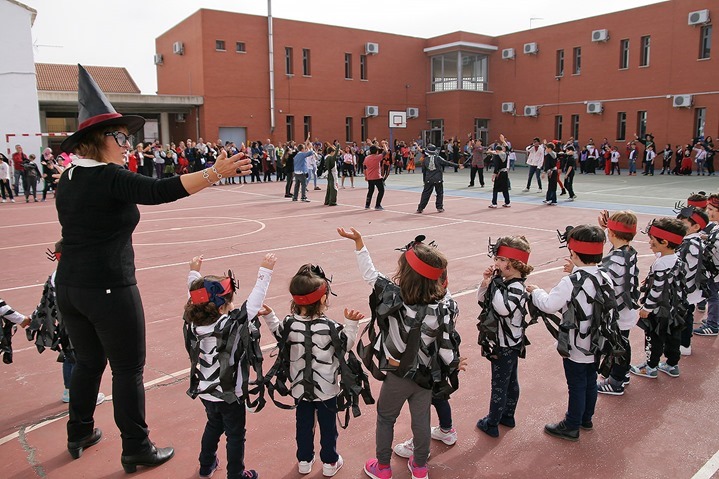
[[12, 152, 27, 171]]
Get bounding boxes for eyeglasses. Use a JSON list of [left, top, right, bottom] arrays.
[[105, 131, 132, 147]]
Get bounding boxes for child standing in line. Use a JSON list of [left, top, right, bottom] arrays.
[[259, 264, 364, 477], [696, 194, 719, 336], [596, 211, 640, 395], [676, 206, 710, 357], [338, 228, 462, 479], [184, 253, 277, 479], [476, 236, 533, 437], [630, 218, 687, 379], [0, 297, 30, 364], [527, 225, 616, 442]]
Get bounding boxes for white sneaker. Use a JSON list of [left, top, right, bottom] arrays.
[[680, 345, 692, 356], [393, 438, 414, 458], [431, 426, 457, 445], [322, 454, 343, 477], [61, 388, 70, 403], [298, 456, 315, 474], [1, 199, 5, 203]]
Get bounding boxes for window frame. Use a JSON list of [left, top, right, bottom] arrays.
[[617, 112, 627, 141], [302, 48, 311, 76], [285, 47, 294, 75], [360, 54, 368, 80], [286, 115, 295, 142], [572, 47, 581, 75], [695, 108, 707, 139], [554, 115, 563, 141], [360, 117, 368, 141], [303, 116, 312, 140], [556, 49, 564, 77], [215, 40, 226, 51], [637, 111, 648, 138], [235, 42, 246, 53], [344, 53, 353, 79], [345, 117, 353, 143], [571, 114, 580, 140], [639, 35, 651, 67], [700, 25, 712, 59], [619, 39, 630, 69]]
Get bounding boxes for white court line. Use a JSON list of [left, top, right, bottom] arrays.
[[691, 450, 719, 479]]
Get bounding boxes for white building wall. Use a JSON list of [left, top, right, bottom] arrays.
[[0, 0, 42, 160]]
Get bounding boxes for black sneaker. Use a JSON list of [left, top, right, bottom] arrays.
[[476, 417, 499, 438], [580, 420, 593, 431], [375, 206, 384, 210], [544, 420, 579, 441], [199, 456, 220, 478]]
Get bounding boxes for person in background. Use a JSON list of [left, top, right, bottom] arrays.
[[0, 153, 15, 203], [12, 144, 27, 196], [22, 154, 40, 203]]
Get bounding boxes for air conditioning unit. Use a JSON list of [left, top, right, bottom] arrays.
[[172, 41, 184, 55], [591, 29, 609, 42], [501, 102, 515, 113], [688, 9, 710, 25], [365, 42, 379, 55], [406, 107, 419, 119], [672, 94, 693, 108], [153, 53, 163, 65], [501, 48, 515, 60], [365, 105, 379, 117], [523, 42, 538, 55], [524, 105, 538, 117], [176, 113, 187, 123], [586, 101, 603, 114]]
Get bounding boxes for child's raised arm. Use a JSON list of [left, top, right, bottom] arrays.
[[338, 227, 380, 287], [246, 253, 277, 319], [187, 255, 204, 289], [337, 227, 364, 251]]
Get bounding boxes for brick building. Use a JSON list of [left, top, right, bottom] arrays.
[[156, 0, 715, 151]]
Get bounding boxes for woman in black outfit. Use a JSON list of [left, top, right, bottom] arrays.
[[55, 65, 251, 473]]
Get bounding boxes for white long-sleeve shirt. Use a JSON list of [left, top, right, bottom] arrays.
[[187, 266, 273, 402], [525, 145, 545, 167], [0, 298, 25, 324]]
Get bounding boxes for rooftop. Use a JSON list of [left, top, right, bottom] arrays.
[[36, 63, 141, 94]]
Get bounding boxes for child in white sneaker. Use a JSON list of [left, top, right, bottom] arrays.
[[476, 236, 533, 438], [630, 218, 687, 380]]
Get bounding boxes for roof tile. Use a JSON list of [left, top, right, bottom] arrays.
[[36, 63, 141, 94]]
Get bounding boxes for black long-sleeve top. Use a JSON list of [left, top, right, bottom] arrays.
[[55, 160, 189, 288]]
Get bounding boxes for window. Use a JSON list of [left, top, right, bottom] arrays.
[[285, 47, 293, 75], [637, 111, 648, 138], [360, 54, 368, 80], [640, 35, 651, 66], [554, 116, 563, 141], [617, 112, 627, 140], [700, 25, 712, 59], [571, 114, 580, 140], [474, 119, 489, 146], [303, 116, 312, 140], [215, 40, 226, 51], [360, 117, 368, 141], [344, 53, 352, 79], [695, 108, 706, 139], [556, 49, 564, 77], [286, 115, 294, 142], [619, 39, 629, 69], [572, 47, 581, 75], [431, 51, 488, 92], [236, 42, 246, 53], [346, 117, 353, 142], [301, 48, 311, 76]]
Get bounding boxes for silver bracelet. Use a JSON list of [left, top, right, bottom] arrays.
[[211, 165, 224, 180], [202, 168, 214, 184]]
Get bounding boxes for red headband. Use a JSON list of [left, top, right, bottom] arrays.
[[648, 225, 685, 245], [292, 282, 328, 305], [568, 238, 605, 255], [405, 248, 445, 280], [190, 277, 234, 305], [688, 199, 708, 209], [496, 245, 530, 265], [607, 219, 637, 234], [691, 212, 708, 230]]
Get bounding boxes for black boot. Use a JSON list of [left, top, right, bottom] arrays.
[[121, 444, 175, 473], [544, 420, 579, 441], [68, 428, 103, 459]]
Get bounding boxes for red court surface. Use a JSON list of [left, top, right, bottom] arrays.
[[2, 174, 719, 479]]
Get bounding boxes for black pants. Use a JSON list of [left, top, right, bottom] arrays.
[[564, 171, 575, 197], [610, 163, 621, 175], [1, 179, 14, 199], [707, 156, 715, 175], [285, 171, 293, 195], [200, 399, 247, 479], [485, 348, 520, 426], [469, 167, 484, 186], [296, 398, 339, 464], [432, 398, 452, 430], [609, 329, 631, 383], [417, 181, 443, 211], [545, 170, 557, 204], [644, 315, 681, 368], [42, 178, 56, 200], [681, 304, 696, 348], [366, 179, 385, 208], [57, 284, 151, 455], [563, 359, 597, 430], [24, 177, 37, 199], [643, 161, 654, 175]]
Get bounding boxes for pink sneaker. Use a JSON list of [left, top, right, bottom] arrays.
[[408, 456, 428, 479], [364, 458, 392, 479]]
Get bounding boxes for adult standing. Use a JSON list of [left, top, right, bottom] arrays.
[[585, 139, 599, 174], [323, 143, 341, 206], [11, 144, 27, 196], [264, 138, 276, 181], [468, 139, 485, 187], [563, 146, 577, 200], [542, 143, 558, 206], [41, 149, 61, 201], [292, 138, 313, 202], [283, 144, 295, 197], [54, 66, 251, 473], [634, 133, 655, 176], [0, 153, 15, 202], [523, 137, 544, 192], [364, 142, 388, 210], [415, 144, 458, 214], [489, 144, 511, 208]]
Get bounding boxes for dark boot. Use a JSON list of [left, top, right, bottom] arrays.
[[544, 420, 579, 441], [68, 428, 103, 459], [121, 444, 175, 473]]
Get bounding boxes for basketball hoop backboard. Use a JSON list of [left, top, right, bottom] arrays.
[[388, 110, 407, 129]]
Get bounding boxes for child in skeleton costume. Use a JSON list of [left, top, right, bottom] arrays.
[[259, 264, 364, 477], [696, 194, 719, 336], [630, 218, 688, 380], [0, 298, 30, 364], [476, 236, 534, 438], [595, 211, 640, 395], [26, 241, 106, 404], [184, 253, 277, 479], [687, 192, 711, 314], [675, 206, 711, 357], [527, 225, 623, 442], [337, 227, 462, 479]]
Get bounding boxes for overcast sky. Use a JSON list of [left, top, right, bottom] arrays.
[[25, 0, 665, 94]]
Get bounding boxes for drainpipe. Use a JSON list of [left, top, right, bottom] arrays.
[[268, 0, 275, 133]]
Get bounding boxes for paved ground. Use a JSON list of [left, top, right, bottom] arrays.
[[1, 167, 717, 479]]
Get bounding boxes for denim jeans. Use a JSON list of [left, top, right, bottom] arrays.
[[629, 159, 637, 174], [526, 165, 542, 189], [562, 359, 597, 430], [63, 358, 74, 389], [432, 397, 452, 430], [296, 398, 339, 464], [200, 399, 248, 479], [706, 281, 719, 329], [292, 172, 307, 200], [307, 166, 318, 188], [13, 170, 25, 196]]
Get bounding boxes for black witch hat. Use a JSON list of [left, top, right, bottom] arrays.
[[61, 65, 145, 153]]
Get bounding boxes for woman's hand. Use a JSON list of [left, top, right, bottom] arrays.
[[213, 149, 252, 178], [344, 308, 365, 322], [190, 255, 203, 272], [261, 253, 277, 270], [258, 304, 273, 316]]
